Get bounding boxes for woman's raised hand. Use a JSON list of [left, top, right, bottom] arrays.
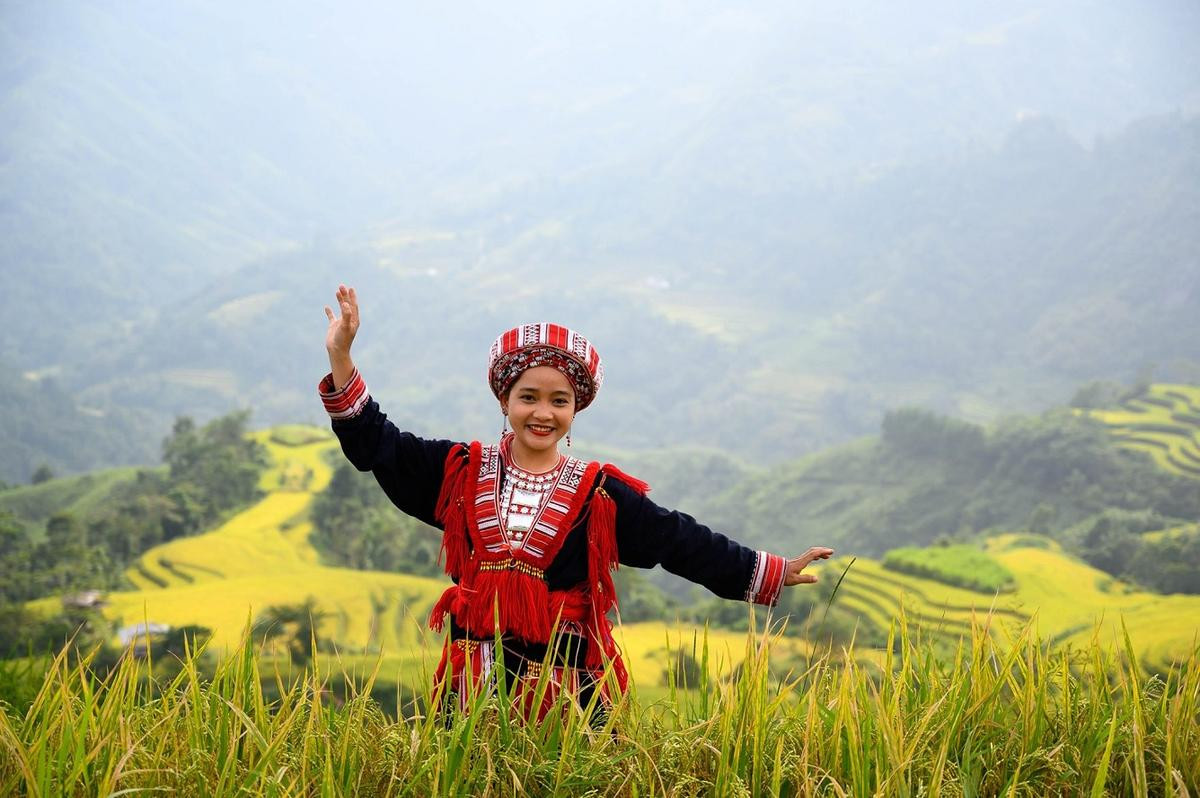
[[324, 284, 360, 356], [324, 284, 359, 390], [783, 546, 835, 586]]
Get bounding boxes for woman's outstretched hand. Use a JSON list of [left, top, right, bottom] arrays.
[[784, 546, 835, 586], [324, 284, 359, 390], [324, 284, 359, 355]]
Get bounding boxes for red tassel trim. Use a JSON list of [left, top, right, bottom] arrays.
[[464, 564, 552, 640], [435, 444, 475, 579], [432, 561, 552, 640], [428, 585, 463, 632], [600, 463, 650, 495], [587, 484, 620, 617]]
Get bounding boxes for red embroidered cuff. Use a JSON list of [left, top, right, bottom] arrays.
[[745, 551, 787, 606], [318, 369, 369, 420]]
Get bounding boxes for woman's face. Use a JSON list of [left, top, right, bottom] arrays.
[[501, 366, 575, 466]]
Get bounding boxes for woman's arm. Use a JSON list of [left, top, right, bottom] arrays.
[[319, 284, 457, 528], [607, 476, 832, 606]]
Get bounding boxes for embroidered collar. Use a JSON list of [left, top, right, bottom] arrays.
[[469, 436, 592, 566]]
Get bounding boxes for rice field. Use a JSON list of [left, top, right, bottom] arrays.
[[1080, 383, 1200, 480]]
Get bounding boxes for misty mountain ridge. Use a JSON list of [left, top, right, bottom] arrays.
[[5, 1, 1199, 357], [3, 2, 1199, 479], [4, 111, 1189, 483]]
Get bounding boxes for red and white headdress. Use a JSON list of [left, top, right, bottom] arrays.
[[488, 323, 604, 411]]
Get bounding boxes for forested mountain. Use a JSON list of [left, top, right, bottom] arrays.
[[3, 2, 1199, 480], [0, 359, 157, 483]]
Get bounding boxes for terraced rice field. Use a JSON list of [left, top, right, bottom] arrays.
[[1081, 383, 1200, 479], [828, 533, 1200, 673], [102, 428, 446, 682]]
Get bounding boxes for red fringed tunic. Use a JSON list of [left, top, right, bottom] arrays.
[[320, 370, 788, 716]]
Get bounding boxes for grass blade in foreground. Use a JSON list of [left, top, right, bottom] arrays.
[[0, 615, 1196, 796]]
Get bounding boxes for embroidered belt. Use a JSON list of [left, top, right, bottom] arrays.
[[476, 557, 545, 579], [450, 629, 590, 670], [454, 638, 482, 656]]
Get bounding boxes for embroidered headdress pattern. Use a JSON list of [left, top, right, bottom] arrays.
[[488, 323, 604, 410]]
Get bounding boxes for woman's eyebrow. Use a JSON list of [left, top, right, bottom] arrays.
[[518, 388, 572, 396]]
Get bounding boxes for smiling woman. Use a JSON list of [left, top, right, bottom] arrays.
[[319, 284, 832, 718]]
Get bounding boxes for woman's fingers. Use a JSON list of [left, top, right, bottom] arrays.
[[324, 305, 335, 322], [329, 286, 360, 321], [784, 558, 820, 586], [783, 546, 835, 586], [801, 546, 835, 565], [333, 285, 359, 326]]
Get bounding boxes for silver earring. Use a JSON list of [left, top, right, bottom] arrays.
[[501, 413, 508, 437], [566, 431, 572, 448]]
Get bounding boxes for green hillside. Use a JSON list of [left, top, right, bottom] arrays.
[[0, 466, 146, 539], [0, 361, 157, 484], [696, 392, 1200, 562], [8, 114, 1199, 484]]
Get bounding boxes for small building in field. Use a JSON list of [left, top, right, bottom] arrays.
[[62, 590, 107, 610], [118, 622, 171, 657]]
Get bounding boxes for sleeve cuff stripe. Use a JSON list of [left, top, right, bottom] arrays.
[[319, 369, 369, 420], [746, 551, 787, 606]]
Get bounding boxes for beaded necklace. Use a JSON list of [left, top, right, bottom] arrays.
[[498, 456, 564, 548]]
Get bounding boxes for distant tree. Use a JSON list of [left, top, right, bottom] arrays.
[[1080, 514, 1146, 579], [881, 408, 987, 467], [613, 569, 673, 622], [31, 464, 55, 484], [1069, 381, 1125, 410], [0, 603, 75, 658], [0, 512, 35, 602], [252, 597, 327, 666], [662, 649, 707, 689], [46, 512, 86, 549], [1028, 503, 1057, 534], [310, 462, 441, 575], [151, 624, 214, 665], [161, 410, 268, 533], [0, 512, 23, 558]]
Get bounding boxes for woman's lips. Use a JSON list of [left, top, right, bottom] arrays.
[[527, 425, 554, 437]]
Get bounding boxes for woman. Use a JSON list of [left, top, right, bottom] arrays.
[[320, 284, 833, 714]]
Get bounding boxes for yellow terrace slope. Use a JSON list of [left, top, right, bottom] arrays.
[[108, 428, 445, 659], [830, 534, 1200, 673], [1079, 383, 1200, 480]]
